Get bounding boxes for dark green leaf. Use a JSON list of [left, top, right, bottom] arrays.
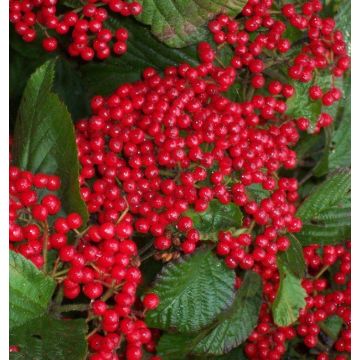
[[193, 271, 262, 355], [146, 248, 235, 333], [329, 123, 350, 168], [223, 83, 243, 102], [157, 333, 193, 360], [10, 25, 56, 130], [297, 170, 350, 221], [53, 58, 91, 121], [272, 258, 306, 326], [10, 316, 87, 360], [137, 257, 164, 296], [278, 234, 306, 278], [10, 251, 55, 330], [329, 88, 350, 170], [296, 213, 350, 246], [312, 126, 333, 177], [81, 17, 199, 95], [157, 334, 248, 360], [321, 315, 343, 341], [295, 132, 322, 160], [185, 200, 243, 241], [212, 346, 247, 359], [62, 0, 84, 7], [13, 60, 88, 224], [296, 171, 350, 245], [135, 0, 247, 47], [156, 272, 261, 358]]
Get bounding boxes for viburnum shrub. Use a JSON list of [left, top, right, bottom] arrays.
[[9, 0, 350, 359]]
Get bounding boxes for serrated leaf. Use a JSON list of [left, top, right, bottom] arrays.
[[297, 170, 350, 221], [135, 0, 247, 48], [185, 200, 243, 241], [286, 81, 322, 126], [296, 216, 350, 246], [278, 234, 306, 278], [156, 272, 261, 358], [193, 271, 262, 355], [13, 60, 88, 224], [286, 75, 342, 129], [313, 126, 333, 177], [272, 259, 306, 326], [146, 248, 235, 333], [10, 315, 87, 360], [329, 104, 350, 170], [81, 17, 199, 95], [296, 169, 351, 245], [9, 251, 56, 330]]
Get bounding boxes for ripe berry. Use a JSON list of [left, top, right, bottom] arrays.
[[42, 37, 58, 52], [143, 293, 160, 310]]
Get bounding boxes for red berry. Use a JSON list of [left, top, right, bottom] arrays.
[[143, 293, 159, 310]]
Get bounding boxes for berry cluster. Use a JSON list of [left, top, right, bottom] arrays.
[[9, 165, 81, 268], [245, 304, 297, 359], [281, 1, 349, 131], [9, 0, 141, 60], [208, 0, 349, 132], [9, 165, 159, 360], [244, 242, 351, 360]]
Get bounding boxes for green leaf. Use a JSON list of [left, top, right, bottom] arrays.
[[10, 316, 87, 360], [81, 17, 199, 95], [277, 234, 306, 278], [286, 75, 342, 129], [296, 170, 350, 245], [297, 170, 350, 221], [286, 81, 322, 126], [272, 259, 306, 326], [329, 120, 350, 167], [157, 333, 192, 360], [9, 251, 55, 330], [329, 77, 351, 169], [223, 83, 244, 102], [9, 38, 53, 130], [321, 315, 343, 340], [156, 272, 261, 358], [135, 0, 247, 48], [12, 60, 88, 224], [212, 346, 247, 359], [193, 271, 262, 355], [295, 132, 323, 160], [53, 59, 90, 122], [296, 214, 350, 246], [146, 248, 235, 333], [246, 184, 270, 202], [185, 200, 243, 241]]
